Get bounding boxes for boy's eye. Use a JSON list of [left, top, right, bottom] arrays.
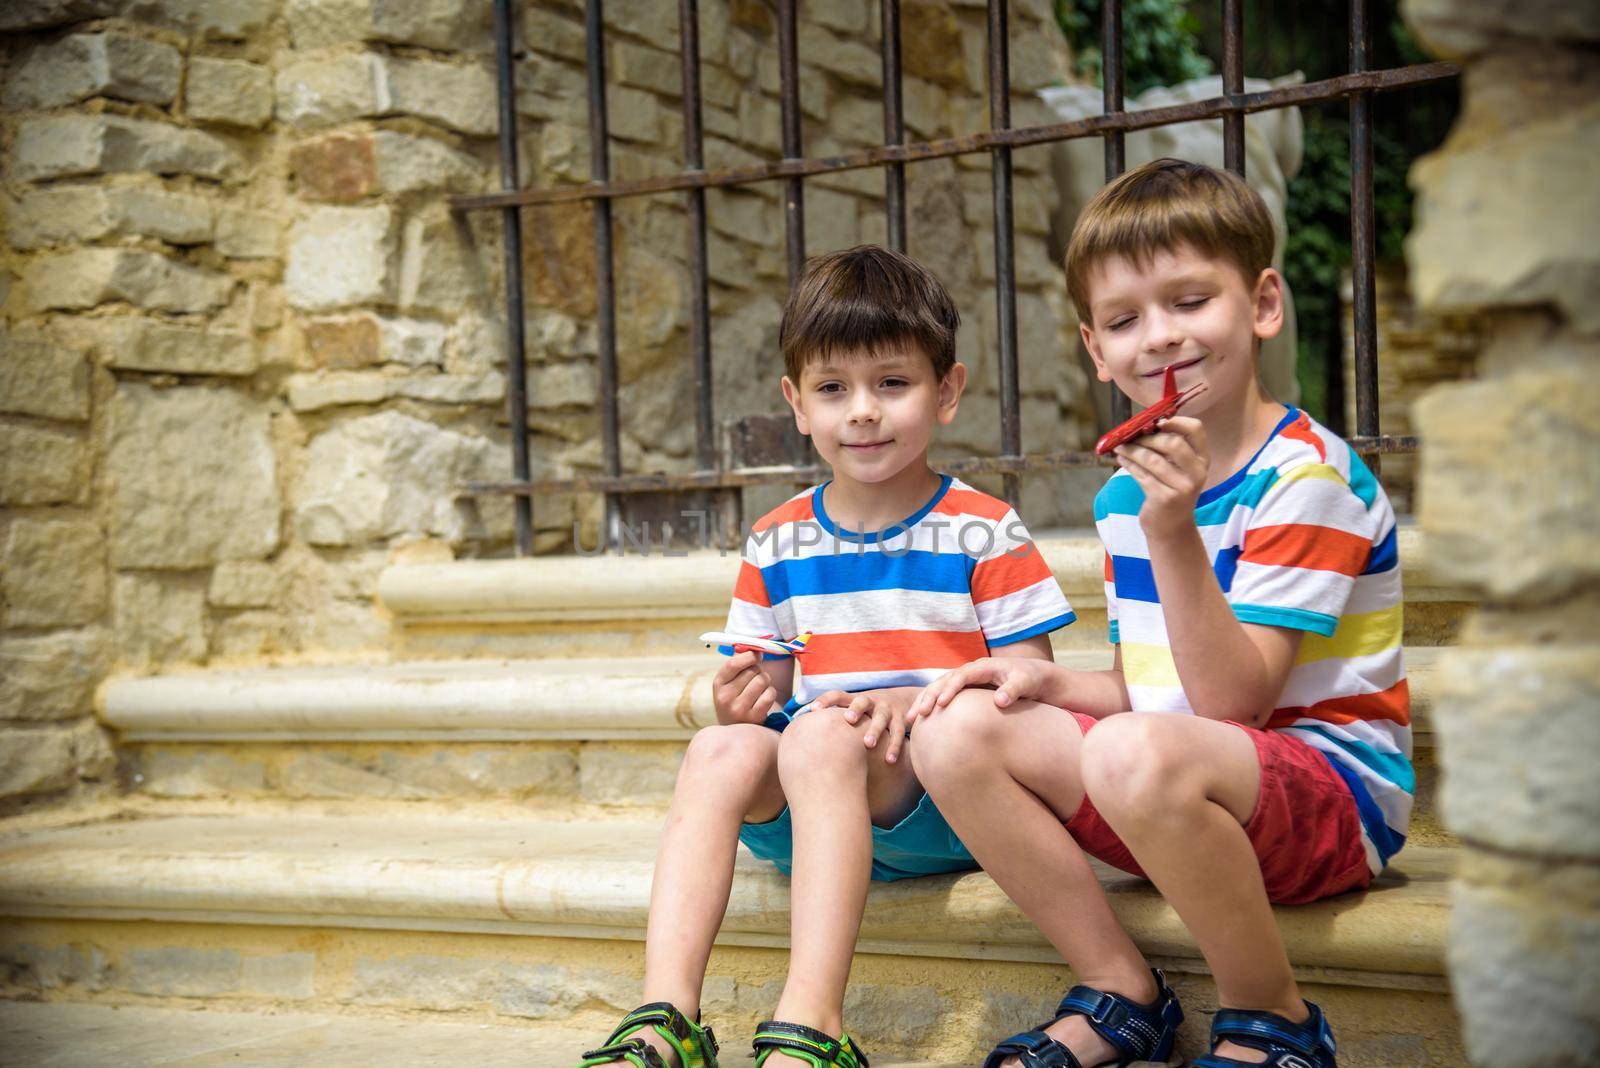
[[1178, 297, 1210, 310], [1107, 317, 1134, 331], [881, 378, 908, 388], [816, 382, 844, 394]]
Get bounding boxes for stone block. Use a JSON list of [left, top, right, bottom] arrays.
[[12, 114, 241, 183], [0, 0, 117, 32], [120, 0, 275, 39], [0, 327, 89, 421], [523, 7, 586, 60], [390, 372, 504, 405], [1414, 368, 1600, 600], [7, 186, 215, 249], [382, 57, 497, 137], [285, 371, 388, 411], [810, 0, 867, 34], [90, 319, 256, 377], [291, 130, 481, 202], [0, 424, 86, 505], [0, 941, 108, 993], [216, 209, 280, 259], [208, 561, 279, 608], [274, 54, 386, 130], [799, 24, 881, 88], [530, 360, 598, 410], [1404, 0, 1600, 60], [135, 748, 268, 797], [241, 953, 315, 999], [1449, 850, 1600, 1068], [294, 411, 489, 545], [213, 610, 290, 658], [380, 317, 448, 368], [304, 315, 381, 369], [578, 743, 683, 807], [107, 384, 279, 568], [120, 947, 241, 997], [606, 85, 664, 144], [185, 58, 273, 128], [113, 572, 208, 668], [0, 629, 108, 722], [285, 204, 397, 311], [804, 184, 860, 255], [0, 728, 76, 798], [902, 0, 966, 87], [24, 248, 234, 314], [398, 207, 485, 314], [287, 0, 492, 52], [2, 33, 181, 110], [2, 518, 107, 628], [345, 955, 569, 1014], [612, 41, 682, 98]]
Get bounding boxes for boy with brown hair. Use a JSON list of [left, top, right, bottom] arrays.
[[907, 159, 1410, 1068], [576, 245, 1076, 1068]]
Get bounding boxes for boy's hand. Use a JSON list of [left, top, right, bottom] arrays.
[[810, 689, 910, 765], [905, 657, 1053, 725], [712, 649, 779, 725], [1114, 415, 1209, 540]]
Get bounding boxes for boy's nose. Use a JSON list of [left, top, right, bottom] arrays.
[[1143, 312, 1185, 352]]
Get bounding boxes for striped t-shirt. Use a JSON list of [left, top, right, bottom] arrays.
[[724, 474, 1076, 730], [1095, 408, 1411, 875]]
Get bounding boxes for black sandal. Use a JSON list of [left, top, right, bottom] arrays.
[[982, 968, 1184, 1067], [751, 1019, 869, 1067], [1190, 1000, 1337, 1067]]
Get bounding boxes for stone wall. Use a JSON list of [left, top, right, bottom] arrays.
[[0, 0, 1082, 806], [1401, 0, 1600, 1064]]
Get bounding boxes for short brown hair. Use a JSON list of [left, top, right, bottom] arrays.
[[1065, 158, 1275, 327], [779, 244, 959, 382]]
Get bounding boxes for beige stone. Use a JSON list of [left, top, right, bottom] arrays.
[[11, 114, 241, 183], [372, 132, 482, 196], [1403, 0, 1600, 59], [2, 32, 181, 110], [186, 58, 273, 128], [287, 0, 492, 52], [284, 371, 389, 411], [135, 748, 269, 797], [0, 0, 117, 31], [0, 328, 89, 422], [7, 186, 215, 249], [606, 85, 664, 144], [113, 572, 208, 668], [274, 53, 386, 129], [216, 209, 280, 259], [578, 743, 682, 807], [0, 727, 77, 798], [91, 319, 256, 377], [285, 205, 397, 311], [398, 207, 485, 314], [0, 424, 87, 506], [390, 372, 505, 405], [2, 518, 107, 629], [381, 57, 497, 137], [107, 384, 279, 569], [0, 629, 108, 722], [381, 317, 449, 368], [612, 41, 682, 98], [24, 248, 234, 315], [208, 561, 279, 609], [303, 316, 381, 369]]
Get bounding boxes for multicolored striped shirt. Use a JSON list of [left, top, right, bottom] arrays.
[[724, 474, 1076, 729], [1095, 408, 1411, 874]]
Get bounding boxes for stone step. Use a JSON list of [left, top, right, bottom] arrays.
[[102, 650, 1452, 844], [0, 809, 1461, 1065], [379, 528, 1472, 659]]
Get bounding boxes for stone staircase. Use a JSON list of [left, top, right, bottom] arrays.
[[0, 530, 1467, 1065]]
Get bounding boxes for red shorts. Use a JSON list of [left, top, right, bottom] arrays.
[[1064, 712, 1374, 906]]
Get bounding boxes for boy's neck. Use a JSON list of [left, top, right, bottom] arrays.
[[822, 457, 943, 533], [1195, 377, 1288, 490]]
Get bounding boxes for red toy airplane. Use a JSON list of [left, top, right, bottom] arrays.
[[1095, 364, 1208, 456]]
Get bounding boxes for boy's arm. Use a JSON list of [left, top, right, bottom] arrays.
[[906, 644, 1131, 722]]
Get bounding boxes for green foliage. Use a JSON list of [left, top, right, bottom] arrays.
[[1054, 0, 1212, 95]]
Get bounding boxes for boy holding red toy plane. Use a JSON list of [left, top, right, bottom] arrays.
[[906, 159, 1411, 1068]]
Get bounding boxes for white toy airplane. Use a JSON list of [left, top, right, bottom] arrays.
[[698, 630, 813, 657]]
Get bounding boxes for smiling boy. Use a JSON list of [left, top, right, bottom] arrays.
[[576, 245, 1075, 1068], [907, 159, 1410, 1068]]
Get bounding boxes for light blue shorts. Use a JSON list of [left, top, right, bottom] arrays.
[[738, 789, 977, 883]]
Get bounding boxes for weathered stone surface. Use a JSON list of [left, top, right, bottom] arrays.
[[0, 327, 89, 421], [799, 24, 881, 88], [529, 360, 598, 410], [295, 411, 490, 545], [285, 371, 388, 411], [90, 318, 256, 377], [207, 561, 279, 609], [8, 186, 215, 250], [398, 207, 485, 314], [107, 384, 279, 568], [344, 955, 575, 1016], [0, 424, 87, 505], [274, 54, 386, 129], [2, 518, 108, 628], [381, 317, 448, 368], [578, 744, 682, 807], [1414, 366, 1600, 601], [216, 209, 280, 259], [0, 941, 108, 993], [12, 114, 241, 183], [287, 0, 493, 52], [0, 727, 76, 798], [120, 0, 275, 39], [292, 129, 481, 203], [0, 629, 108, 722], [25, 248, 234, 315], [390, 371, 504, 405], [304, 315, 381, 369], [1449, 850, 1600, 1068], [382, 57, 497, 137], [1404, 0, 1600, 60], [285, 205, 397, 311], [113, 572, 208, 668], [0, 0, 117, 32], [120, 947, 241, 997], [3, 33, 181, 110], [290, 132, 377, 202], [135, 748, 269, 797], [902, 0, 966, 87], [186, 58, 273, 128]]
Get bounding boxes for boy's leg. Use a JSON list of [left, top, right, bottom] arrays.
[[598, 723, 786, 1067], [1080, 712, 1302, 1064], [910, 690, 1156, 1068], [767, 708, 924, 1061]]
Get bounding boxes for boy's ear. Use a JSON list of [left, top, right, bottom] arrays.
[[780, 375, 810, 437], [1253, 268, 1286, 341], [936, 362, 968, 425], [1079, 321, 1113, 383]]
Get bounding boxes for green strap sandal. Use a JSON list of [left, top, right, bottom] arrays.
[[576, 1002, 721, 1068], [751, 1020, 869, 1067]]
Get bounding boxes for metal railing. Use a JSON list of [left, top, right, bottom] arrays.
[[453, 0, 1455, 554]]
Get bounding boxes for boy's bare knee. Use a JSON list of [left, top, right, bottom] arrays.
[[776, 708, 866, 781], [681, 723, 775, 782], [1081, 715, 1196, 813], [910, 689, 1003, 781]]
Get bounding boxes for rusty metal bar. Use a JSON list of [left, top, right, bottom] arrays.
[[1102, 0, 1131, 426], [1222, 0, 1245, 176], [778, 0, 805, 285], [491, 0, 532, 554], [881, 0, 907, 253], [451, 64, 1458, 212], [987, 0, 1021, 506], [464, 437, 1421, 498], [586, 0, 621, 536], [1350, 0, 1380, 454], [679, 0, 714, 473]]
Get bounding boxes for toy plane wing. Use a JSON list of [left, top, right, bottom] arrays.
[[699, 631, 812, 657]]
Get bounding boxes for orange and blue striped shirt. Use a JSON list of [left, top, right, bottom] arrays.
[[724, 475, 1075, 730], [1096, 407, 1411, 875]]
